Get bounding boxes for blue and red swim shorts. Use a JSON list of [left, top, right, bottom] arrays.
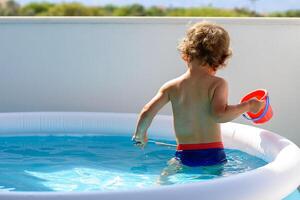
[[175, 142, 227, 167]]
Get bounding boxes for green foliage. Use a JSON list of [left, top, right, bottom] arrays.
[[233, 7, 262, 17], [269, 10, 300, 17], [46, 2, 98, 16], [113, 4, 146, 16], [102, 4, 116, 15], [0, 0, 20, 16], [166, 7, 259, 17], [0, 0, 299, 17], [146, 6, 166, 16], [19, 2, 54, 16]]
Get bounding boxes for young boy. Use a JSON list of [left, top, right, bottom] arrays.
[[132, 21, 265, 167]]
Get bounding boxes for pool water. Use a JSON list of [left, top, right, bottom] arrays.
[[0, 135, 267, 192]]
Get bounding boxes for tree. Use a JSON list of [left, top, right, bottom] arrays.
[[46, 2, 96, 16], [269, 10, 300, 17], [103, 4, 116, 15], [0, 0, 20, 16], [146, 6, 165, 16], [20, 2, 54, 16], [114, 4, 146, 16]]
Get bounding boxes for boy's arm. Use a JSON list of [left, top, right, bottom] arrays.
[[132, 83, 170, 148], [211, 79, 264, 123]]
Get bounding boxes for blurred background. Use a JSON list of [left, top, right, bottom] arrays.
[[0, 0, 300, 17]]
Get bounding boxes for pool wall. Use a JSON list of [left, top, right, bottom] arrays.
[[0, 112, 299, 200], [0, 17, 299, 146]]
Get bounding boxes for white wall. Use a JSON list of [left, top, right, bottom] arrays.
[[0, 17, 299, 145]]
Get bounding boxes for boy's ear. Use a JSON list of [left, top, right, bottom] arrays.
[[181, 54, 191, 63]]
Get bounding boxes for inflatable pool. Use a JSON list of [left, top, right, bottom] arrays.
[[0, 112, 299, 200]]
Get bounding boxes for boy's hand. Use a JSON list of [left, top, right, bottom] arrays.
[[248, 98, 266, 114], [132, 133, 148, 149]]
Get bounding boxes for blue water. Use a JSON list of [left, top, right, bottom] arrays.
[[284, 190, 300, 200], [0, 135, 267, 192]]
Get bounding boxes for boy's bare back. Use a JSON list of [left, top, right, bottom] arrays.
[[166, 69, 223, 144]]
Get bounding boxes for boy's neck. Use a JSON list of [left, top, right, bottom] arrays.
[[187, 62, 217, 76]]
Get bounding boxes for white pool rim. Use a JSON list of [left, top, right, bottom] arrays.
[[0, 112, 299, 200]]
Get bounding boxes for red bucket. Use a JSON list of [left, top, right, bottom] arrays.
[[240, 89, 273, 124]]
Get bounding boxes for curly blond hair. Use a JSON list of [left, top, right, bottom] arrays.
[[177, 21, 232, 70]]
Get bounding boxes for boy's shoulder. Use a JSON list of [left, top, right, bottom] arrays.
[[207, 76, 228, 102], [208, 75, 228, 94], [207, 75, 227, 89], [159, 76, 183, 93], [213, 76, 227, 85]]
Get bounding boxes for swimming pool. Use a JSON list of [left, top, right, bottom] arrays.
[[0, 135, 267, 192], [0, 112, 299, 200]]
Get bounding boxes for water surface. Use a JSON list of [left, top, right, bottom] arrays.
[[0, 135, 267, 192]]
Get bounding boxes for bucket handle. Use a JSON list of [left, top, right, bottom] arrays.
[[242, 95, 270, 122]]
